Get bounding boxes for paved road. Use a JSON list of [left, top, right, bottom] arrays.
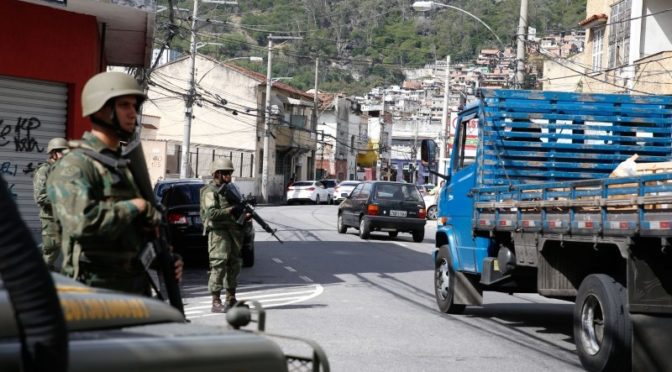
[[181, 203, 585, 372]]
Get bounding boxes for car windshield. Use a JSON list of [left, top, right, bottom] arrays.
[[373, 183, 422, 202], [292, 181, 313, 187], [163, 184, 203, 206], [321, 180, 337, 188]]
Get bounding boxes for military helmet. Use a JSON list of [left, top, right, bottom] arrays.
[[211, 158, 235, 175], [47, 137, 68, 153], [81, 71, 146, 117]]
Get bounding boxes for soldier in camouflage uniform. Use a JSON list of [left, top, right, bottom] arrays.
[[47, 71, 175, 295], [33, 137, 68, 271], [201, 158, 250, 312]]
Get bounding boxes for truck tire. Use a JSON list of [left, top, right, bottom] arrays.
[[574, 274, 631, 372], [337, 214, 347, 234], [359, 218, 370, 239], [434, 247, 466, 314]]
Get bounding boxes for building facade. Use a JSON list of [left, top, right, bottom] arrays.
[[0, 0, 154, 232]]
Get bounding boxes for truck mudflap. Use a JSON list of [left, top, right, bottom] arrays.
[[628, 243, 672, 371]]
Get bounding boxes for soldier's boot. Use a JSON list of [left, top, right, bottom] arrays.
[[224, 289, 237, 312], [211, 291, 225, 313]]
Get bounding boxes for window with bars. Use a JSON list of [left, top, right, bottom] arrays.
[[608, 0, 631, 69], [592, 28, 604, 72]]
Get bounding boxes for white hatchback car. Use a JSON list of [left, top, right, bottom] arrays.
[[332, 180, 362, 203], [286, 180, 330, 204]]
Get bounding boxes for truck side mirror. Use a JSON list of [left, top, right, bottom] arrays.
[[421, 139, 438, 171]]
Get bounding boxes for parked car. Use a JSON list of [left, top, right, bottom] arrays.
[[286, 180, 330, 204], [153, 178, 203, 203], [332, 180, 361, 203], [156, 179, 254, 267], [423, 193, 438, 220], [337, 181, 426, 242], [319, 179, 338, 204]]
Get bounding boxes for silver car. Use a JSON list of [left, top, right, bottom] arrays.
[[332, 180, 362, 203]]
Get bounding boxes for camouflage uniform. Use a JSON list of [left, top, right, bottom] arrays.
[[201, 179, 243, 308], [47, 132, 153, 295], [33, 161, 61, 270]]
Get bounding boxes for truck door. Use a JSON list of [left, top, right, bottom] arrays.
[[445, 111, 479, 272]]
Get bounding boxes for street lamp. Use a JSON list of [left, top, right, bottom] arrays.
[[411, 1, 504, 50]]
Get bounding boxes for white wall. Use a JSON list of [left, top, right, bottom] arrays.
[[642, 0, 672, 56]]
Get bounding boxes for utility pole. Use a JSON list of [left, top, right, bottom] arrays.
[[313, 58, 319, 180], [180, 0, 238, 178], [439, 55, 450, 175], [515, 0, 528, 88], [180, 0, 199, 179], [261, 34, 273, 202], [261, 34, 303, 202]]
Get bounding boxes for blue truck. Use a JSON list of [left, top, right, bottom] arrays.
[[421, 89, 672, 372]]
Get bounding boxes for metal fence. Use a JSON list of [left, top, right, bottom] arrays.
[[177, 146, 255, 179]]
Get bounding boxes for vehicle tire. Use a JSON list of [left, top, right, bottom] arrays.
[[427, 205, 437, 220], [388, 231, 398, 238], [359, 218, 370, 239], [574, 274, 631, 372], [315, 195, 320, 205], [337, 214, 347, 234], [412, 229, 424, 242], [242, 247, 254, 267], [434, 247, 466, 314]]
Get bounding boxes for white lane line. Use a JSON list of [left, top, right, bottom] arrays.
[[284, 266, 297, 272], [272, 258, 283, 264], [392, 241, 408, 248], [299, 275, 313, 283]]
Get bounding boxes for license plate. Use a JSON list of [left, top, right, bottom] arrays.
[[390, 210, 407, 217]]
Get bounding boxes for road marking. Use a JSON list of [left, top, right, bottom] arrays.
[[184, 284, 324, 319], [284, 266, 297, 272], [272, 258, 283, 264], [300, 275, 313, 283], [392, 241, 408, 248]]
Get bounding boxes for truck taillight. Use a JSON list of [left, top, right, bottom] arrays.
[[418, 208, 426, 219], [168, 212, 188, 225], [367, 204, 379, 215]]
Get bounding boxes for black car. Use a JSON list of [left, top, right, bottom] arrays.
[[337, 181, 426, 242], [156, 179, 255, 267]]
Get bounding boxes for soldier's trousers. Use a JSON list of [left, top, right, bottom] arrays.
[[40, 217, 61, 271], [207, 228, 242, 293]]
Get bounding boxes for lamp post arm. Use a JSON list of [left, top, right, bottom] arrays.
[[436, 4, 504, 50]]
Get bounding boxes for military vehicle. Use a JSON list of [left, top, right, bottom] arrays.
[[0, 175, 329, 372]]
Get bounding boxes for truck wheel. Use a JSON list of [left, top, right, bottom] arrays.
[[434, 247, 466, 314], [337, 214, 347, 234], [412, 229, 424, 242], [427, 206, 437, 220], [359, 218, 370, 239], [574, 274, 631, 372]]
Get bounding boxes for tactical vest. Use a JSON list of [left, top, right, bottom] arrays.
[[66, 140, 145, 281]]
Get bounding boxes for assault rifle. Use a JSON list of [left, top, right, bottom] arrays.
[[123, 133, 184, 315], [219, 183, 283, 244]]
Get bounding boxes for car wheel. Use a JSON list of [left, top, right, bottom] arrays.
[[337, 214, 347, 234], [388, 231, 398, 238], [359, 218, 370, 239], [427, 206, 437, 220], [435, 247, 466, 314], [412, 229, 424, 242], [315, 195, 320, 205], [574, 274, 631, 372]]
